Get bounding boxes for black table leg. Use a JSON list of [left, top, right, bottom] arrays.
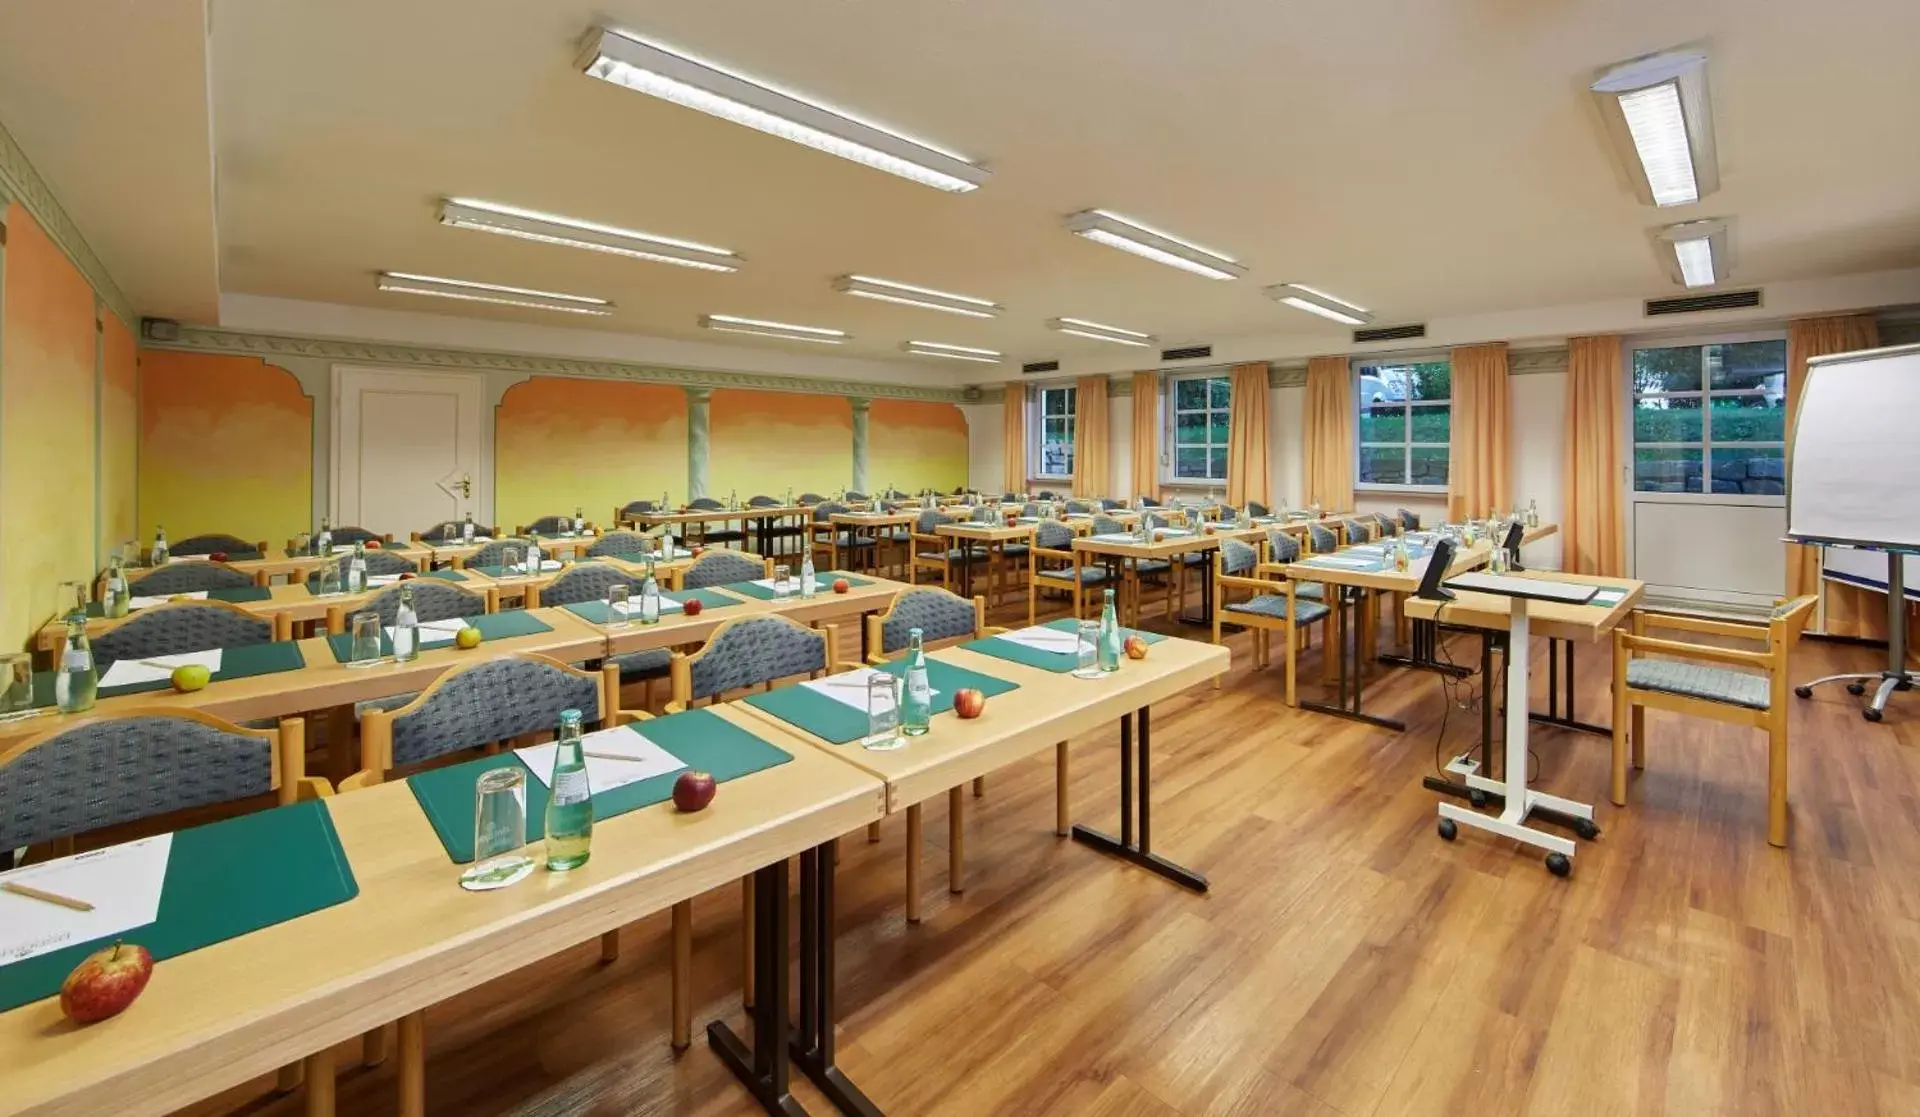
[[958, 538, 975, 598], [709, 860, 809, 1117], [1071, 707, 1209, 892], [792, 841, 884, 1117], [1378, 617, 1474, 677], [1528, 638, 1611, 736], [1302, 586, 1406, 731]]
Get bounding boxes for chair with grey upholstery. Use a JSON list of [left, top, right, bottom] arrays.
[[355, 654, 609, 780], [586, 530, 651, 559], [797, 492, 825, 505], [1028, 520, 1108, 624], [1092, 514, 1127, 535], [1341, 518, 1373, 544], [678, 548, 773, 590], [416, 520, 498, 543], [1213, 538, 1331, 705], [1216, 504, 1239, 521], [1247, 501, 1271, 519], [1100, 499, 1125, 510], [537, 562, 675, 691], [1397, 508, 1421, 531], [328, 525, 387, 546], [86, 602, 279, 669], [1264, 530, 1325, 600], [864, 588, 989, 661], [845, 490, 870, 503], [522, 514, 572, 536], [328, 580, 488, 632], [305, 549, 417, 585], [683, 496, 746, 548], [462, 538, 535, 570], [127, 561, 257, 596], [910, 508, 982, 589], [1307, 523, 1338, 554], [1000, 492, 1019, 502], [171, 533, 262, 557], [1066, 499, 1094, 515], [669, 615, 835, 709], [1372, 512, 1397, 537], [808, 501, 877, 569], [619, 499, 657, 520]]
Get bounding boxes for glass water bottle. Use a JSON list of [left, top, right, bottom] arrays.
[[56, 614, 97, 713], [901, 629, 932, 736], [1097, 589, 1122, 673], [544, 709, 593, 871]]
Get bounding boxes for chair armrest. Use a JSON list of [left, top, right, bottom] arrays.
[[295, 777, 335, 801], [1636, 611, 1769, 642], [1618, 632, 1773, 669], [979, 625, 1009, 636], [663, 700, 690, 714], [612, 708, 653, 726], [1219, 574, 1281, 592], [830, 660, 867, 675], [338, 769, 381, 792]]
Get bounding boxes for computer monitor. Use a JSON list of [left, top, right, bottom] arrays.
[[1502, 520, 1526, 572], [1416, 537, 1455, 600]]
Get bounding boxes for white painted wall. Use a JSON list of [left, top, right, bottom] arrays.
[[961, 402, 1003, 494], [1108, 394, 1132, 500]]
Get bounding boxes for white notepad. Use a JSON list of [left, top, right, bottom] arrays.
[[995, 626, 1083, 654], [128, 590, 208, 611], [801, 667, 937, 712], [0, 835, 171, 965], [99, 649, 224, 689], [516, 725, 686, 792]]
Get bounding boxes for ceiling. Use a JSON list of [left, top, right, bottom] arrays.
[[8, 0, 1920, 374]]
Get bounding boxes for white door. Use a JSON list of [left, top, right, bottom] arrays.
[[332, 366, 489, 539]]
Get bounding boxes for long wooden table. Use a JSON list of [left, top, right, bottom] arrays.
[[933, 521, 1034, 605]]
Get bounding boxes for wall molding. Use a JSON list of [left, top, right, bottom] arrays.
[[144, 325, 977, 404], [0, 117, 135, 327]]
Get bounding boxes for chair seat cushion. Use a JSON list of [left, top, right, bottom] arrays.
[[917, 548, 986, 563], [886, 529, 913, 543], [1626, 659, 1770, 711], [1225, 595, 1330, 624], [1035, 567, 1110, 585], [610, 648, 673, 681], [1130, 559, 1173, 576], [831, 533, 877, 547], [1292, 581, 1325, 600], [700, 530, 747, 543], [1000, 543, 1030, 558]]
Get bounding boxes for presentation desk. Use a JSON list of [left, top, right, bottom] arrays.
[[0, 705, 888, 1117]]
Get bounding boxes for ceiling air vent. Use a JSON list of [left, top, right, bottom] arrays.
[[1646, 289, 1762, 316], [1353, 323, 1426, 344], [1022, 360, 1061, 375], [1160, 344, 1212, 362]]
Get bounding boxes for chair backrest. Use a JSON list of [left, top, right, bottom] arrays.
[[748, 494, 781, 508], [1093, 515, 1127, 535], [1000, 492, 1018, 502], [619, 499, 655, 516], [585, 530, 650, 558], [419, 520, 466, 541], [972, 505, 998, 523], [845, 491, 870, 502], [171, 533, 257, 557], [1143, 512, 1171, 530], [1100, 499, 1124, 510], [466, 538, 533, 569], [378, 655, 604, 770], [1138, 496, 1161, 507], [91, 602, 275, 667], [813, 501, 848, 521], [1066, 500, 1094, 514], [1021, 502, 1040, 517], [1372, 512, 1396, 535], [361, 580, 487, 625], [876, 588, 980, 654], [524, 515, 570, 535], [687, 497, 724, 511], [1247, 501, 1270, 518], [329, 525, 384, 545], [681, 549, 771, 589], [538, 562, 646, 606], [1397, 508, 1420, 531], [307, 549, 415, 581], [797, 492, 825, 504], [1341, 518, 1372, 544], [1267, 530, 1302, 564], [1218, 538, 1259, 575], [1308, 523, 1337, 553], [915, 509, 944, 534], [681, 616, 828, 701], [1217, 504, 1239, 521], [1036, 490, 1057, 500], [1036, 520, 1075, 550], [0, 710, 288, 850], [127, 561, 255, 595]]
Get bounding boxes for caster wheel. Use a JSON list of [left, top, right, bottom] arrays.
[[1572, 818, 1601, 841], [1865, 708, 1884, 723], [1545, 852, 1572, 877], [1438, 818, 1458, 842], [1847, 682, 1867, 696], [1795, 685, 1813, 699], [1468, 789, 1488, 809]]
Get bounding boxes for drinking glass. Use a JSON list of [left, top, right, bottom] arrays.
[[473, 767, 528, 863], [56, 580, 88, 618], [863, 673, 904, 751], [295, 531, 312, 556], [0, 652, 33, 716], [605, 583, 631, 629], [500, 544, 523, 576], [774, 564, 792, 599], [1072, 620, 1103, 679], [347, 610, 384, 667]]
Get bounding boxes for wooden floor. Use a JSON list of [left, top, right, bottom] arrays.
[[181, 597, 1920, 1117]]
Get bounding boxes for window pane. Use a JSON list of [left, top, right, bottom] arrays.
[[1210, 377, 1231, 408], [1175, 446, 1210, 479], [1711, 340, 1787, 391], [1358, 404, 1405, 443], [1410, 445, 1449, 487], [1359, 446, 1406, 485], [1633, 396, 1704, 443], [1707, 397, 1786, 442], [1710, 446, 1786, 495], [1634, 447, 1704, 493], [1044, 388, 1075, 417], [1209, 447, 1228, 481], [1410, 403, 1450, 444], [1175, 410, 1208, 445], [1407, 362, 1450, 401], [1356, 367, 1410, 407], [1632, 346, 1705, 393], [1175, 379, 1207, 410]]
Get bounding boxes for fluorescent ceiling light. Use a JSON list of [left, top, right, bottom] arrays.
[[833, 275, 1002, 318], [1063, 210, 1247, 280], [902, 341, 1002, 364], [700, 313, 848, 344], [376, 271, 613, 316], [579, 27, 989, 193], [440, 198, 743, 272], [1263, 283, 1373, 327], [1046, 317, 1156, 348], [1655, 218, 1729, 288], [1592, 48, 1718, 208]]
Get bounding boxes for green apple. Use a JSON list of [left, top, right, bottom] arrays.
[[170, 664, 211, 692]]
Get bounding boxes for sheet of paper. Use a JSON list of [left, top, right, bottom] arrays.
[[801, 667, 937, 712], [164, 555, 210, 564], [330, 544, 358, 554], [389, 618, 468, 648], [128, 590, 208, 611], [607, 596, 683, 621], [1158, 529, 1196, 537], [516, 725, 687, 793], [0, 834, 172, 965], [1303, 555, 1380, 570], [1089, 532, 1138, 543], [99, 648, 224, 688], [751, 576, 830, 593], [366, 573, 404, 587], [995, 626, 1085, 654]]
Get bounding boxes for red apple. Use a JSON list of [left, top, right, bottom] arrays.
[[673, 770, 716, 812], [366, 540, 382, 550], [398, 571, 417, 580], [683, 597, 704, 617], [60, 942, 153, 1024], [953, 688, 987, 719], [209, 551, 229, 563], [832, 578, 850, 595], [1124, 634, 1149, 660]]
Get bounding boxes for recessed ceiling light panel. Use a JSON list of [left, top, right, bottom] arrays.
[[833, 275, 1002, 318], [699, 313, 848, 344], [1046, 316, 1157, 347], [1592, 48, 1719, 208], [1063, 210, 1247, 281], [376, 271, 614, 315], [902, 340, 1002, 364], [440, 198, 743, 272], [1655, 218, 1730, 288], [1263, 283, 1373, 327]]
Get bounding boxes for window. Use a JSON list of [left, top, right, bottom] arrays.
[[1031, 385, 1076, 479], [1355, 357, 1450, 489], [1630, 337, 1787, 496], [1165, 374, 1231, 483]]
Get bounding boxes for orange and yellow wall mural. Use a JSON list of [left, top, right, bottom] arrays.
[[495, 376, 688, 531], [137, 350, 313, 552], [0, 204, 101, 648], [708, 389, 851, 501], [868, 399, 968, 494]]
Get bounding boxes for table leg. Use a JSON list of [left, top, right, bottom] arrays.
[[1301, 587, 1406, 731], [1377, 616, 1473, 678], [790, 841, 885, 1116], [710, 858, 817, 1117], [1070, 707, 1208, 892], [1528, 637, 1611, 736], [958, 539, 975, 598]]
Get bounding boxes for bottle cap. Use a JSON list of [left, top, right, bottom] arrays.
[[559, 708, 583, 726]]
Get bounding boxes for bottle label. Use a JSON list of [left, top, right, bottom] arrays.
[[63, 649, 90, 671], [551, 767, 591, 805], [393, 629, 416, 658]]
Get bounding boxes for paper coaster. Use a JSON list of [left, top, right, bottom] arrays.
[[460, 855, 536, 891]]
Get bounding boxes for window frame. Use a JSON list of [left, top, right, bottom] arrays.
[[1352, 353, 1452, 494], [1624, 328, 1789, 508], [1160, 371, 1233, 487], [1028, 382, 1078, 482]]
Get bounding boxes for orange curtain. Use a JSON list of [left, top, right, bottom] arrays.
[[1303, 356, 1353, 510], [1001, 382, 1026, 495], [1784, 315, 1895, 642], [1447, 343, 1512, 521], [1131, 371, 1159, 502], [1226, 362, 1270, 508], [1562, 335, 1626, 575], [1073, 376, 1110, 498]]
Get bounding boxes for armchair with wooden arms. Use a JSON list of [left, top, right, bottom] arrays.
[[1214, 539, 1331, 706], [1027, 520, 1109, 626], [1611, 596, 1817, 847]]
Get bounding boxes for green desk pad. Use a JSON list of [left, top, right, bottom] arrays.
[[85, 585, 271, 617], [405, 707, 794, 863], [0, 799, 359, 1013], [721, 572, 870, 601], [742, 658, 1019, 744], [960, 618, 1167, 673], [561, 588, 740, 625], [324, 611, 552, 662], [30, 640, 308, 708], [301, 569, 467, 595]]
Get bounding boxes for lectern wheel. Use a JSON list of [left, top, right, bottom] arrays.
[[1847, 682, 1867, 696], [1468, 789, 1489, 809], [1864, 707, 1884, 723], [1437, 818, 1458, 842], [1572, 818, 1601, 841], [1545, 852, 1572, 878], [1794, 685, 1813, 699]]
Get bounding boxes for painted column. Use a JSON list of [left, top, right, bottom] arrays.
[[850, 397, 871, 494], [686, 387, 711, 501]]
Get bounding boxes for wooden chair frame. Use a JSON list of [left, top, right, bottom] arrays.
[[1027, 539, 1105, 626], [862, 591, 1001, 664], [664, 613, 847, 712], [1212, 551, 1328, 707], [285, 530, 393, 552], [1611, 596, 1816, 847], [56, 598, 294, 658]]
